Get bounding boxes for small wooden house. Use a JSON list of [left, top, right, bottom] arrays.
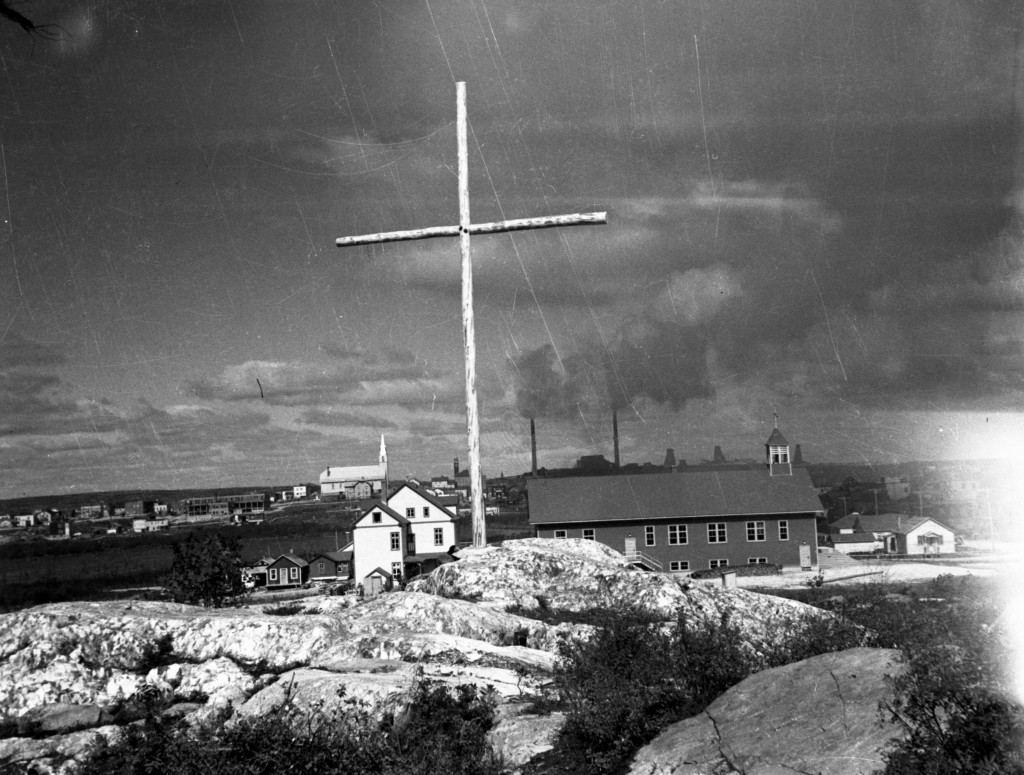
[[309, 550, 352, 582], [266, 554, 309, 589]]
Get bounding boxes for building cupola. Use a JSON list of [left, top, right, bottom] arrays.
[[766, 423, 792, 476]]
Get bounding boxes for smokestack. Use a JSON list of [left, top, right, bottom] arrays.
[[613, 411, 620, 468], [530, 418, 538, 476]]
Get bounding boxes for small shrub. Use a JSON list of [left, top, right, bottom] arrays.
[[265, 603, 305, 616], [690, 563, 781, 579], [138, 633, 175, 672]]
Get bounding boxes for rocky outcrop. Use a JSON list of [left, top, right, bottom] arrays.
[[627, 647, 904, 775], [0, 538, 841, 774]]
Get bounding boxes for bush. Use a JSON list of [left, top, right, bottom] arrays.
[[690, 563, 781, 579], [164, 533, 244, 607], [548, 602, 880, 775], [265, 603, 305, 616], [880, 610, 1024, 774], [85, 679, 502, 775]]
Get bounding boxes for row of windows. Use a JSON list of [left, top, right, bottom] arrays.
[[404, 507, 431, 518], [553, 521, 790, 545], [390, 528, 447, 551], [268, 566, 302, 582], [666, 557, 768, 573], [651, 520, 788, 545]]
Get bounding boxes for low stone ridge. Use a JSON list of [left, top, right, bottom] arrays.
[[0, 538, 839, 774], [627, 647, 904, 775]]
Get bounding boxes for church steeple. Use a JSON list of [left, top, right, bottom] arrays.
[[765, 419, 792, 476]]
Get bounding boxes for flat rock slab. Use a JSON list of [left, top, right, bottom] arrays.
[[628, 647, 903, 775]]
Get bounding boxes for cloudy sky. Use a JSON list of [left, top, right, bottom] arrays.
[[0, 0, 1022, 497]]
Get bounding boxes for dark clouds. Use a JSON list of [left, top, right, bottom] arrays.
[[0, 1, 1022, 493]]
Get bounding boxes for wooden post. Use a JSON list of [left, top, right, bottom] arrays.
[[456, 83, 486, 549], [335, 82, 607, 549]]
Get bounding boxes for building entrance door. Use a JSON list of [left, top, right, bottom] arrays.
[[624, 536, 636, 558], [799, 543, 811, 570]]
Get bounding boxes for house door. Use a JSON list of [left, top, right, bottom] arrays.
[[624, 536, 636, 557], [798, 543, 811, 570]]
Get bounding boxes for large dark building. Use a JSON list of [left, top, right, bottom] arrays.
[[528, 428, 822, 574]]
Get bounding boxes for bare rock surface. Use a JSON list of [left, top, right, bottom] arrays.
[[0, 538, 837, 773], [627, 647, 904, 775]]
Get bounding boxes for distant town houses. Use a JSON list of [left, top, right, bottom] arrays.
[[182, 492, 269, 519], [825, 513, 956, 556], [246, 479, 457, 595]]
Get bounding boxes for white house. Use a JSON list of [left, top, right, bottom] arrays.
[[350, 483, 457, 585], [828, 513, 956, 555], [386, 482, 457, 557], [351, 503, 410, 583], [895, 516, 956, 555], [320, 436, 388, 500]]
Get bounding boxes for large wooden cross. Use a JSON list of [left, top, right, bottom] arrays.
[[336, 82, 606, 548]]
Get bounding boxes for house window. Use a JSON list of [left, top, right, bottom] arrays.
[[748, 557, 768, 565], [423, 507, 430, 518], [391, 562, 403, 578], [770, 445, 789, 464], [554, 530, 567, 539], [390, 531, 401, 551], [269, 568, 278, 582], [709, 559, 729, 569], [645, 526, 656, 546], [668, 525, 688, 545], [778, 520, 789, 541], [582, 528, 595, 540], [406, 507, 415, 518], [372, 511, 382, 524], [746, 521, 766, 542], [708, 523, 727, 543], [434, 527, 444, 546], [289, 566, 299, 580], [669, 561, 690, 572]]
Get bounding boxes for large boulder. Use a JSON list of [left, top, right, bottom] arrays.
[[627, 647, 904, 775], [409, 539, 833, 651]]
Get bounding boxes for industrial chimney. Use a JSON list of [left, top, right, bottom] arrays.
[[613, 411, 620, 468], [530, 418, 538, 476]]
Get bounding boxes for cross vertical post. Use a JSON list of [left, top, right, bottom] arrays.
[[456, 82, 485, 549], [335, 82, 607, 549]]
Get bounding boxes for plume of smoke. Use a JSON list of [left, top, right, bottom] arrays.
[[512, 344, 585, 419]]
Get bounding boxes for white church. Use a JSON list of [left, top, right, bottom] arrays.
[[319, 436, 389, 500]]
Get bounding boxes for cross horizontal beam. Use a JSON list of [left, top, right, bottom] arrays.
[[335, 211, 607, 247]]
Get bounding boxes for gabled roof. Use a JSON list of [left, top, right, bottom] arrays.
[[828, 514, 862, 531], [271, 553, 309, 568], [831, 532, 878, 544], [320, 463, 387, 482], [766, 428, 789, 446], [354, 501, 407, 527], [830, 513, 954, 536], [312, 550, 352, 562], [529, 467, 823, 525], [857, 513, 953, 535], [364, 567, 393, 579], [387, 482, 457, 517]]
